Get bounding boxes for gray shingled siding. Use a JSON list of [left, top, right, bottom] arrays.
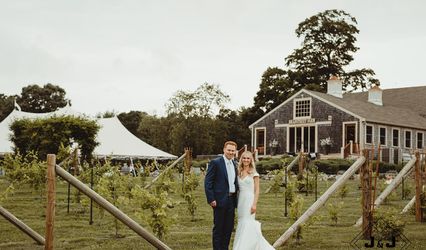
[[311, 96, 358, 154], [252, 92, 358, 155], [252, 102, 293, 155], [252, 88, 426, 160], [363, 123, 426, 163]]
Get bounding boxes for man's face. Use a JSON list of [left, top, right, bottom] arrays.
[[223, 144, 236, 160]]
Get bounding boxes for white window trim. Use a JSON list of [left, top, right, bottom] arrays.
[[391, 128, 400, 147], [417, 131, 424, 149], [378, 126, 387, 147], [254, 127, 267, 156], [293, 97, 312, 119], [365, 124, 374, 145], [342, 121, 358, 148], [404, 129, 412, 149]]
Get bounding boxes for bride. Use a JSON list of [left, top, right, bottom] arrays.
[[233, 151, 275, 250]]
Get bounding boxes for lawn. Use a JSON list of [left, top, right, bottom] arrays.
[[0, 173, 425, 249]]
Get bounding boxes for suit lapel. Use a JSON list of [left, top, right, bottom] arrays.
[[220, 157, 229, 185]]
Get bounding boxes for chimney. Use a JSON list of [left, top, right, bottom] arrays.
[[368, 86, 383, 106], [327, 75, 343, 98]]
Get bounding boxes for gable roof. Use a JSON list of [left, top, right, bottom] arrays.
[[250, 86, 426, 130], [344, 86, 426, 118], [308, 89, 426, 130]]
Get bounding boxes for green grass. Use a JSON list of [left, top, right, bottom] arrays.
[[0, 175, 425, 249]]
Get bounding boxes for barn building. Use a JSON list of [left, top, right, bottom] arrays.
[[249, 77, 426, 163]]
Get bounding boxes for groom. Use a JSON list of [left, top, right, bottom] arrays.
[[204, 141, 239, 250]]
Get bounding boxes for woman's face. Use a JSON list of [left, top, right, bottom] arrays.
[[241, 155, 251, 167]]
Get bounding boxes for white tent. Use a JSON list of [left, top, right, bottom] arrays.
[[94, 116, 176, 159], [0, 105, 177, 159]]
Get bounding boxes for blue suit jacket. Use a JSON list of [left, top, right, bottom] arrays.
[[204, 156, 238, 208]]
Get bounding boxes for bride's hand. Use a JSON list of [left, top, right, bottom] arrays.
[[250, 205, 256, 214]]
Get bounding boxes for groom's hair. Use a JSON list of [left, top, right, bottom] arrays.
[[224, 141, 237, 149]]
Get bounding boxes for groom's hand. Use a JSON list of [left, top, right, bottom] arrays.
[[210, 200, 217, 208]]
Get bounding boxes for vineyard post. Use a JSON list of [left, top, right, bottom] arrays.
[[284, 167, 288, 217], [45, 154, 56, 250], [90, 161, 94, 225], [67, 166, 71, 214], [314, 165, 318, 201], [361, 149, 372, 239], [415, 151, 423, 222], [305, 164, 309, 196]]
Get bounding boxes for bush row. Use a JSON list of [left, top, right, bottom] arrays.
[[192, 157, 404, 175]]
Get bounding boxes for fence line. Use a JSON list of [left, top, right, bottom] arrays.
[[55, 164, 171, 250], [0, 205, 45, 245]]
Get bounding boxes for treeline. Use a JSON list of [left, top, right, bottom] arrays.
[[116, 83, 251, 156], [118, 108, 251, 156], [0, 82, 252, 157]]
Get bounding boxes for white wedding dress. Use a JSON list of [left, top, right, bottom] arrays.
[[233, 173, 275, 250]]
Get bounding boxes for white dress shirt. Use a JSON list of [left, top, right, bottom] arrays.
[[223, 155, 236, 193]]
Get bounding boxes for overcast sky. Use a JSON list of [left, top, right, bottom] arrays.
[[1, 1, 425, 116]]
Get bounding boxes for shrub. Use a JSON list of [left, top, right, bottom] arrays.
[[256, 156, 292, 174], [312, 159, 354, 174], [327, 201, 344, 225], [312, 159, 401, 174], [373, 208, 405, 240], [192, 159, 209, 171]]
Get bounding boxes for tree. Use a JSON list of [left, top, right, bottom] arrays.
[[164, 83, 231, 155], [0, 94, 15, 122], [248, 9, 379, 119], [9, 115, 99, 161], [16, 83, 70, 113], [96, 110, 118, 118], [285, 9, 379, 91], [118, 111, 145, 137], [166, 82, 230, 118], [137, 114, 176, 153], [213, 108, 251, 152], [253, 67, 294, 112]]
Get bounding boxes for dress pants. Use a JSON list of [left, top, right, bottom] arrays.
[[212, 195, 236, 250]]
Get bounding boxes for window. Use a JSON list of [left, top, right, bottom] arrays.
[[379, 127, 386, 146], [392, 129, 399, 147], [405, 130, 412, 148], [295, 99, 311, 118], [366, 125, 373, 144], [417, 132, 424, 149]]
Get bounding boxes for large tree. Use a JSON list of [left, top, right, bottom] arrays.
[[285, 9, 378, 91], [166, 82, 230, 118], [253, 67, 294, 112], [117, 111, 145, 138], [0, 94, 15, 122], [16, 83, 70, 113], [164, 83, 237, 155], [251, 9, 379, 116]]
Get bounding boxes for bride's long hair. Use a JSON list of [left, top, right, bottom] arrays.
[[238, 151, 258, 176]]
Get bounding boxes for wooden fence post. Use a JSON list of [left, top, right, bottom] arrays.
[[184, 148, 192, 174], [361, 149, 372, 239], [415, 151, 423, 222], [45, 154, 56, 250], [298, 152, 304, 180]]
